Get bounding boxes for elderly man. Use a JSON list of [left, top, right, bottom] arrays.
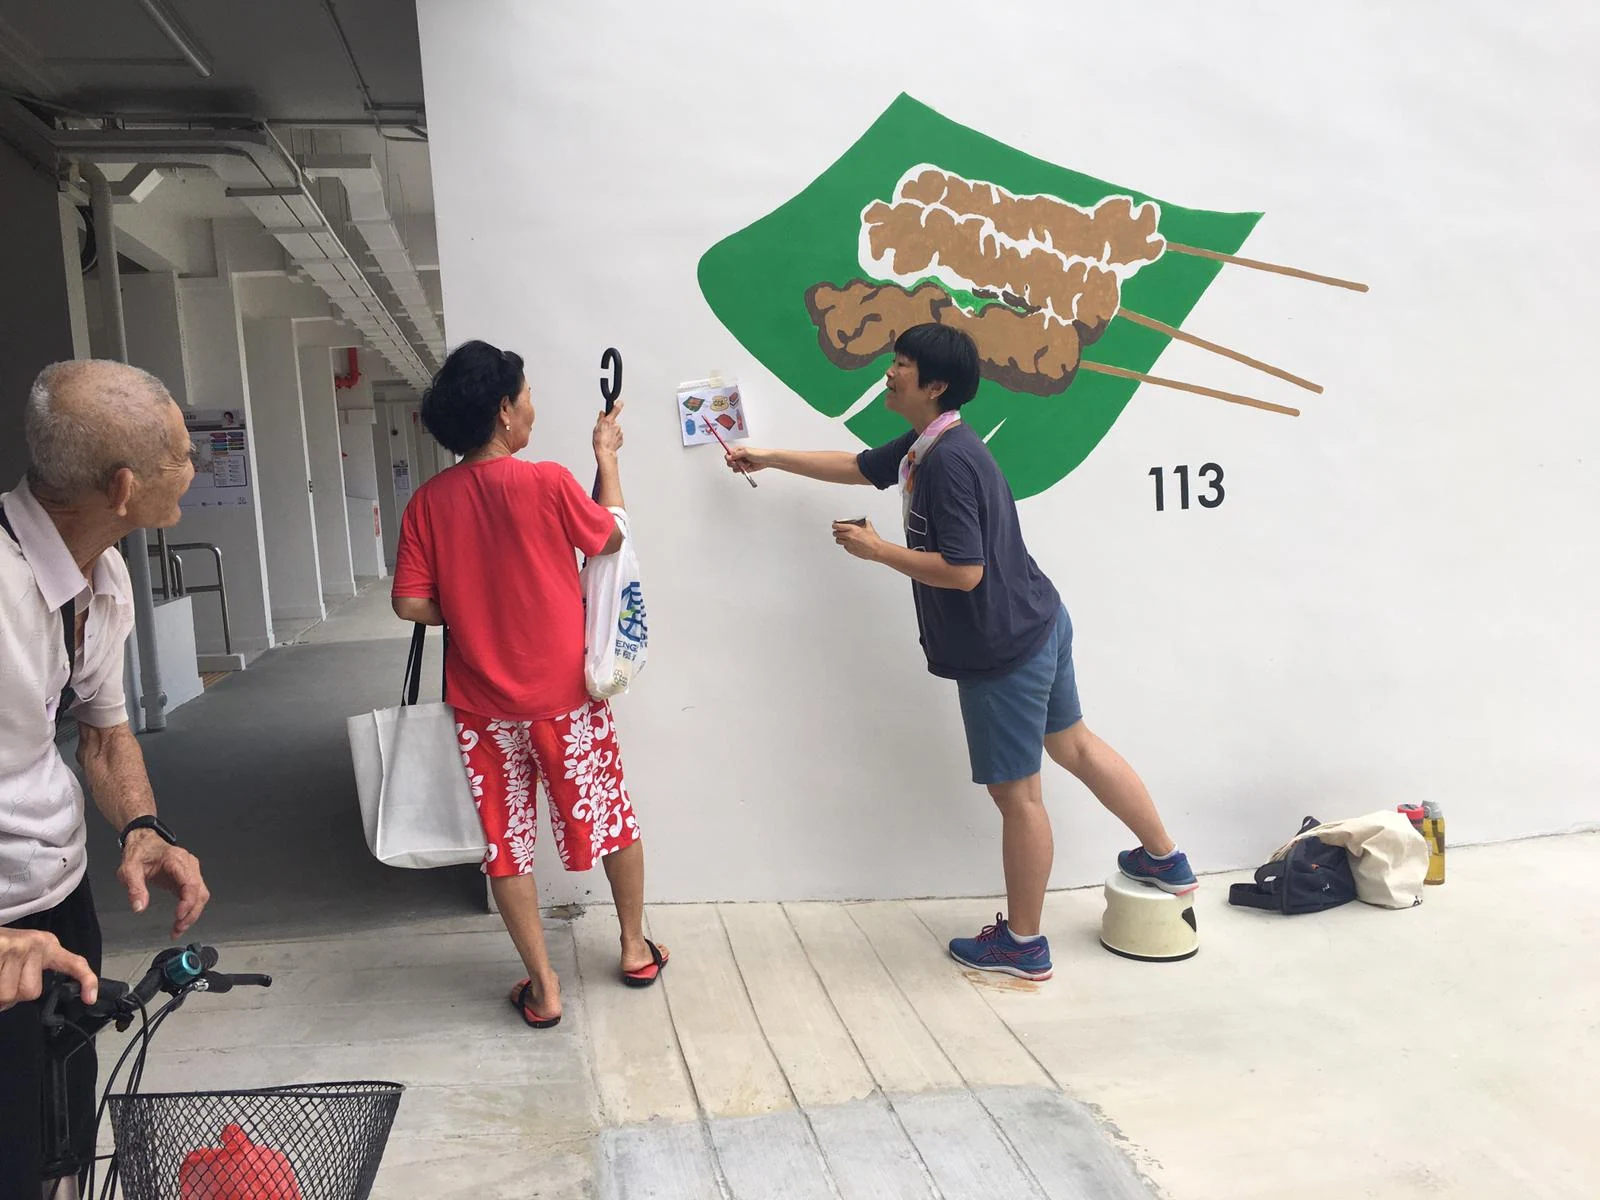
[[0, 360, 211, 1195]]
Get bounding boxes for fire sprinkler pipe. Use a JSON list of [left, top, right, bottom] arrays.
[[81, 162, 167, 732], [334, 346, 361, 389]]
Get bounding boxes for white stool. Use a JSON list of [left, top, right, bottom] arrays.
[[1099, 873, 1198, 962]]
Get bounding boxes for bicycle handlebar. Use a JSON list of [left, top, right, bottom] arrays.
[[42, 943, 272, 1040]]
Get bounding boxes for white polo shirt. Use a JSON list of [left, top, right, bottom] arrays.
[[0, 478, 134, 925]]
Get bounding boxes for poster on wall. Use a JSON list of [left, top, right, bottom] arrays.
[[393, 459, 412, 498], [180, 409, 254, 510], [676, 380, 749, 447]]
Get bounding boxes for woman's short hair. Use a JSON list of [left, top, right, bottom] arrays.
[[420, 340, 525, 455], [893, 323, 980, 411]]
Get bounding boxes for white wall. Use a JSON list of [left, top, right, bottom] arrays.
[[176, 275, 275, 657], [244, 319, 324, 622], [111, 182, 216, 276], [420, 0, 1600, 903], [120, 272, 191, 406], [298, 344, 357, 598]]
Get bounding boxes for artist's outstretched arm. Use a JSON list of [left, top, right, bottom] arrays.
[[725, 446, 868, 486]]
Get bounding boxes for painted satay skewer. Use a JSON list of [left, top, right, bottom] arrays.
[[862, 166, 1362, 393], [887, 165, 1367, 293], [804, 280, 1300, 418], [862, 196, 1326, 395]]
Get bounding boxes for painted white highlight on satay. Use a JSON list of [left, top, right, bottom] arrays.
[[857, 163, 1166, 330]]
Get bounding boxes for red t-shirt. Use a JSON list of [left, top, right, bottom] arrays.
[[392, 456, 616, 720]]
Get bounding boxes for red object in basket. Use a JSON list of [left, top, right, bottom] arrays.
[[179, 1124, 305, 1200]]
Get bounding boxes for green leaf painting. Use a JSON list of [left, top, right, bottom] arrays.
[[698, 94, 1276, 501]]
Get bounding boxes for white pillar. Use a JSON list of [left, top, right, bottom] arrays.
[[298, 343, 357, 599], [372, 403, 402, 571], [244, 319, 324, 624], [175, 276, 275, 659], [339, 406, 385, 578]]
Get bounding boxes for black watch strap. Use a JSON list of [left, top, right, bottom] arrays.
[[119, 815, 178, 849]]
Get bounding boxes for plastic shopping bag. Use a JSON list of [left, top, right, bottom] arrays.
[[180, 1124, 305, 1199], [581, 507, 648, 699]]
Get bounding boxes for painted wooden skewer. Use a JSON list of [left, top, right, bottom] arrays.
[[1117, 308, 1323, 394], [1082, 362, 1301, 417], [1165, 242, 1369, 293]]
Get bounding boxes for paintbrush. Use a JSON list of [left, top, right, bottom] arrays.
[[703, 418, 757, 488]]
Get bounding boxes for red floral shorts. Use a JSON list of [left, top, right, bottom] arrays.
[[452, 700, 640, 877]]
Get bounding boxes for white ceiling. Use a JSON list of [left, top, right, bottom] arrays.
[[0, 0, 443, 386], [0, 0, 426, 122], [0, 0, 435, 218]]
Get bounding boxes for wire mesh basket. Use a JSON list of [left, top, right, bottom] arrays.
[[107, 1082, 403, 1200]]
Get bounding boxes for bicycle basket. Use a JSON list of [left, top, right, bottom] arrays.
[[107, 1081, 403, 1200]]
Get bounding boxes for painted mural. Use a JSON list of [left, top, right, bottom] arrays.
[[698, 94, 1365, 500]]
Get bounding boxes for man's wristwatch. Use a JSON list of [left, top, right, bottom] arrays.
[[119, 815, 178, 849]]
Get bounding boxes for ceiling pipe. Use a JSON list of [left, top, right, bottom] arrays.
[[134, 0, 214, 79], [81, 160, 168, 732], [48, 124, 432, 386], [300, 154, 444, 356]]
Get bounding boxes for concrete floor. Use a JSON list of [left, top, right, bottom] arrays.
[[96, 834, 1599, 1200], [87, 581, 479, 947], [83, 584, 1600, 1198]]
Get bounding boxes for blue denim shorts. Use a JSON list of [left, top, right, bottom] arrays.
[[956, 605, 1082, 785]]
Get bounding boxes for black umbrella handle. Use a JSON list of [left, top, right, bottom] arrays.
[[594, 347, 623, 500], [600, 347, 622, 414]]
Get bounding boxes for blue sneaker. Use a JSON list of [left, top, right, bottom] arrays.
[[1118, 847, 1199, 894], [948, 914, 1053, 981]]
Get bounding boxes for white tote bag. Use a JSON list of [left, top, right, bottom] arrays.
[[1272, 810, 1428, 909], [346, 624, 487, 869], [581, 507, 648, 699]]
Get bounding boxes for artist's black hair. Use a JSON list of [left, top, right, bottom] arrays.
[[893, 323, 980, 411], [420, 340, 526, 455]]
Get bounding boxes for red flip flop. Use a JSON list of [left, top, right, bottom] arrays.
[[622, 939, 670, 988], [510, 979, 561, 1029]]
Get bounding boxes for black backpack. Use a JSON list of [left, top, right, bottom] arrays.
[[1228, 816, 1358, 915]]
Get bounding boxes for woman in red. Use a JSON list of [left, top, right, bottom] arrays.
[[392, 341, 665, 1028]]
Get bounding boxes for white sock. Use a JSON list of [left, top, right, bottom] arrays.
[[1008, 929, 1044, 943], [1148, 847, 1181, 861]]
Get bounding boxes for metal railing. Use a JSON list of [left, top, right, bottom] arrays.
[[148, 541, 234, 655]]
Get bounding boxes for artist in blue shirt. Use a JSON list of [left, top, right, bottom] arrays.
[[726, 324, 1196, 980]]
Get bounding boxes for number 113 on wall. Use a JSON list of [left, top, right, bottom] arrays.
[[1149, 464, 1224, 511]]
